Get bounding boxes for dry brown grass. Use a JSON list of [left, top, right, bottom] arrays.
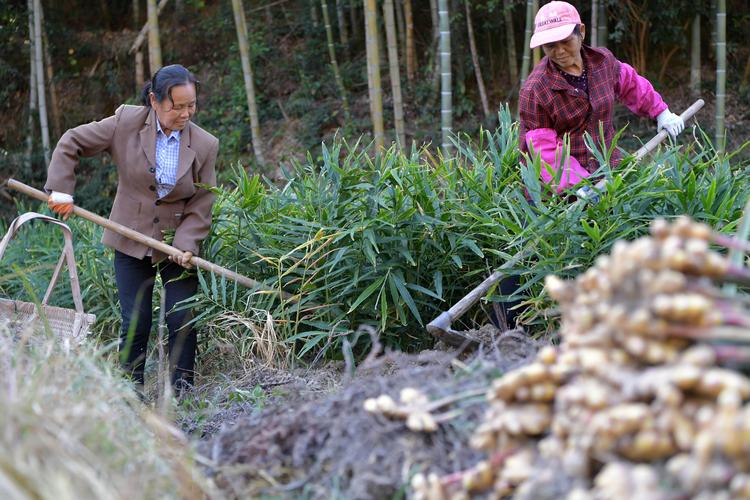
[[0, 318, 216, 500]]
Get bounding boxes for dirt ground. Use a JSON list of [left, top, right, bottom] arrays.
[[188, 327, 540, 499]]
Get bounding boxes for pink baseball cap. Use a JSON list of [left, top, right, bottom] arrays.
[[529, 1, 582, 49]]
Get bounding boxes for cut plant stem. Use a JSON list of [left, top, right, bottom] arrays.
[[712, 344, 750, 365], [713, 232, 750, 253], [439, 448, 519, 487], [426, 387, 487, 413], [666, 325, 750, 342], [432, 408, 463, 423], [686, 284, 750, 306], [713, 302, 750, 327], [717, 265, 750, 284]]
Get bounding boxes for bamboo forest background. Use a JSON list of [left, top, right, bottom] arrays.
[[1, 0, 749, 217]]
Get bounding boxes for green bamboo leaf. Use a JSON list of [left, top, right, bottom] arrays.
[[347, 275, 386, 313], [431, 271, 443, 299], [462, 239, 484, 258], [363, 229, 378, 252], [702, 177, 717, 212], [379, 286, 388, 331], [363, 243, 378, 267], [398, 247, 416, 266], [580, 219, 600, 243], [407, 283, 443, 301], [210, 271, 219, 300], [298, 332, 331, 357], [196, 269, 209, 295], [451, 254, 463, 268], [392, 273, 422, 325], [387, 274, 406, 324]]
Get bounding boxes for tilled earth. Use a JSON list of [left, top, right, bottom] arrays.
[[191, 328, 539, 499]]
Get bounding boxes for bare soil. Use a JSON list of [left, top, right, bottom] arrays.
[[192, 329, 539, 499]]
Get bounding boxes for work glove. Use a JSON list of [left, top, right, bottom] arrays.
[[576, 184, 600, 204], [656, 109, 685, 139], [47, 191, 74, 220]]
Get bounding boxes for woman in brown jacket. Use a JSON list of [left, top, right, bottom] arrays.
[[45, 64, 219, 395]]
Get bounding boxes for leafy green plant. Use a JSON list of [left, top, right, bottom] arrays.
[[187, 112, 750, 364], [4, 114, 749, 368]]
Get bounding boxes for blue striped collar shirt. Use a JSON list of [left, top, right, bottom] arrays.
[[154, 118, 181, 199]]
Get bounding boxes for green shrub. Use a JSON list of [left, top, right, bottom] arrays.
[[4, 113, 749, 366], [187, 109, 750, 363]]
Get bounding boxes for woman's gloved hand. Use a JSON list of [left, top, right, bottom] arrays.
[[576, 184, 600, 204], [47, 191, 74, 220], [656, 109, 685, 139]]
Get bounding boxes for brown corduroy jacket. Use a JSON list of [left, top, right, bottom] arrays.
[[45, 104, 218, 262]]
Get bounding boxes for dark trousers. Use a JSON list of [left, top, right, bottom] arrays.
[[490, 274, 525, 330], [114, 250, 198, 388]]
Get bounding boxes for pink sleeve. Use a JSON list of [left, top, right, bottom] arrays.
[[526, 128, 590, 193], [615, 62, 668, 119]]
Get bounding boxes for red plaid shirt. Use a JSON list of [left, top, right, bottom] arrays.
[[519, 45, 667, 176]]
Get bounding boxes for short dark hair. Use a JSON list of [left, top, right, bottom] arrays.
[[140, 64, 199, 107], [572, 25, 582, 37]]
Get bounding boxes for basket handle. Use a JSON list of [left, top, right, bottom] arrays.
[[0, 212, 86, 315]]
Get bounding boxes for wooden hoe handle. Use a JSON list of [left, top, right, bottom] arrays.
[[5, 178, 294, 299]]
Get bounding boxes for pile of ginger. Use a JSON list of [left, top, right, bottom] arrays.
[[373, 217, 750, 499]]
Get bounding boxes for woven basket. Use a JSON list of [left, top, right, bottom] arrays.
[[0, 212, 95, 344]]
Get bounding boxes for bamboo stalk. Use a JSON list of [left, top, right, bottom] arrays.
[[40, 9, 60, 140], [232, 0, 266, 164], [322, 0, 350, 118], [590, 0, 598, 47], [128, 0, 169, 54], [26, 0, 37, 171], [532, 0, 540, 66], [403, 0, 415, 83], [383, 0, 405, 147], [350, 0, 359, 39], [335, 0, 348, 46], [394, 0, 406, 66], [690, 14, 701, 97], [135, 50, 145, 91], [310, 0, 319, 27], [32, 0, 50, 166], [597, 0, 607, 48], [430, 0, 439, 42], [519, 0, 534, 90], [438, 0, 452, 154], [715, 0, 726, 152], [5, 179, 290, 297], [503, 0, 518, 84], [364, 0, 384, 149], [465, 0, 490, 121], [146, 0, 162, 72], [133, 0, 144, 92]]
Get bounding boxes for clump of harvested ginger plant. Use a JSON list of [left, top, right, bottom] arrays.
[[408, 216, 750, 499]]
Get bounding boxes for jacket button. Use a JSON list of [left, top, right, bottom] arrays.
[[149, 167, 156, 173], [155, 200, 161, 206], [149, 185, 155, 191], [153, 217, 160, 224]]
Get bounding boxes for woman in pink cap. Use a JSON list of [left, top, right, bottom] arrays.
[[519, 0, 684, 195], [494, 1, 685, 331]]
